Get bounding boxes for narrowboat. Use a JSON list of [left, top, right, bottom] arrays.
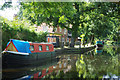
[[96, 41, 104, 48], [2, 39, 56, 69]]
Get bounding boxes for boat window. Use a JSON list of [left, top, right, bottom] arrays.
[[39, 45, 42, 51], [46, 46, 49, 51], [30, 45, 34, 51], [38, 72, 42, 77], [46, 68, 49, 73]]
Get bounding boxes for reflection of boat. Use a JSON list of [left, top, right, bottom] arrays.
[[95, 41, 104, 53], [95, 47, 103, 53], [16, 56, 72, 80], [96, 41, 104, 48], [17, 55, 75, 80], [2, 39, 56, 69], [2, 57, 59, 79], [17, 65, 56, 80]]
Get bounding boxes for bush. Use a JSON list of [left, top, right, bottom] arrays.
[[2, 22, 47, 51]]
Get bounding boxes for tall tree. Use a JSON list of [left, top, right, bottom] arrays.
[[0, 2, 12, 10], [19, 2, 120, 47]]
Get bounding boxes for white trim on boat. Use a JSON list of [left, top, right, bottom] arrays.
[[15, 75, 30, 80], [3, 51, 29, 55]]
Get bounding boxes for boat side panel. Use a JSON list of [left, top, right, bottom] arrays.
[[29, 43, 54, 53], [29, 51, 56, 61], [2, 51, 55, 68]]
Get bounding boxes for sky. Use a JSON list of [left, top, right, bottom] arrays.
[[0, 0, 19, 20]]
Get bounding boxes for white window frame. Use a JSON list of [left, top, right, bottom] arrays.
[[39, 45, 42, 51], [64, 28, 67, 34], [46, 46, 49, 51], [30, 45, 34, 51], [59, 27, 61, 32]]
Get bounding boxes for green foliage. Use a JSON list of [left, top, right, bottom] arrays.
[[78, 2, 119, 43], [76, 50, 119, 78], [17, 2, 120, 46], [0, 2, 12, 10], [103, 46, 118, 56], [1, 16, 47, 51], [44, 70, 79, 79]]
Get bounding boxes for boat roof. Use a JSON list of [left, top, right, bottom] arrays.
[[7, 39, 31, 53], [5, 39, 53, 53], [10, 39, 52, 44], [29, 42, 52, 44]]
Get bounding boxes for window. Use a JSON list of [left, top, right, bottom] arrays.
[[39, 45, 42, 51], [64, 63, 67, 67], [53, 38, 56, 43], [38, 72, 42, 77], [30, 45, 34, 51], [46, 68, 49, 73], [64, 28, 67, 34], [59, 64, 62, 68], [59, 27, 61, 32], [62, 38, 64, 42], [46, 46, 49, 51], [53, 66, 56, 69], [67, 38, 69, 42]]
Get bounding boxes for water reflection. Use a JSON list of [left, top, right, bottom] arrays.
[[2, 46, 120, 79], [2, 58, 59, 79], [45, 46, 119, 79], [95, 47, 103, 53], [76, 45, 120, 79], [2, 54, 79, 79]]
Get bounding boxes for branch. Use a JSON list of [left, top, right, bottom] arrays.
[[58, 23, 72, 31]]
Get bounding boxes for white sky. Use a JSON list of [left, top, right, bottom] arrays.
[[0, 0, 19, 20]]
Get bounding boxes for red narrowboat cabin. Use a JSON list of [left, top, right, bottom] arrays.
[[2, 39, 56, 69]]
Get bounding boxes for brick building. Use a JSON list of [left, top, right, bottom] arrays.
[[34, 23, 72, 47]]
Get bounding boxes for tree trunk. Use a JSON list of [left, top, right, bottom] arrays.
[[61, 36, 64, 48], [90, 35, 94, 45], [79, 41, 81, 48], [69, 3, 80, 48], [70, 37, 75, 48]]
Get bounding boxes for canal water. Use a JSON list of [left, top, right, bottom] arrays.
[[2, 45, 120, 79]]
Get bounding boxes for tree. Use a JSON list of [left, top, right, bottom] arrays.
[[1, 16, 47, 50], [0, 2, 12, 10], [78, 2, 120, 44], [18, 2, 120, 47]]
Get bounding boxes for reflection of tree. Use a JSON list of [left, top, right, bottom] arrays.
[[44, 48, 120, 79], [76, 53, 119, 79], [44, 54, 79, 79], [103, 46, 118, 56], [76, 54, 87, 78]]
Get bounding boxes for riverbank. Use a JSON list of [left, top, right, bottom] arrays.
[[55, 45, 96, 56]]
